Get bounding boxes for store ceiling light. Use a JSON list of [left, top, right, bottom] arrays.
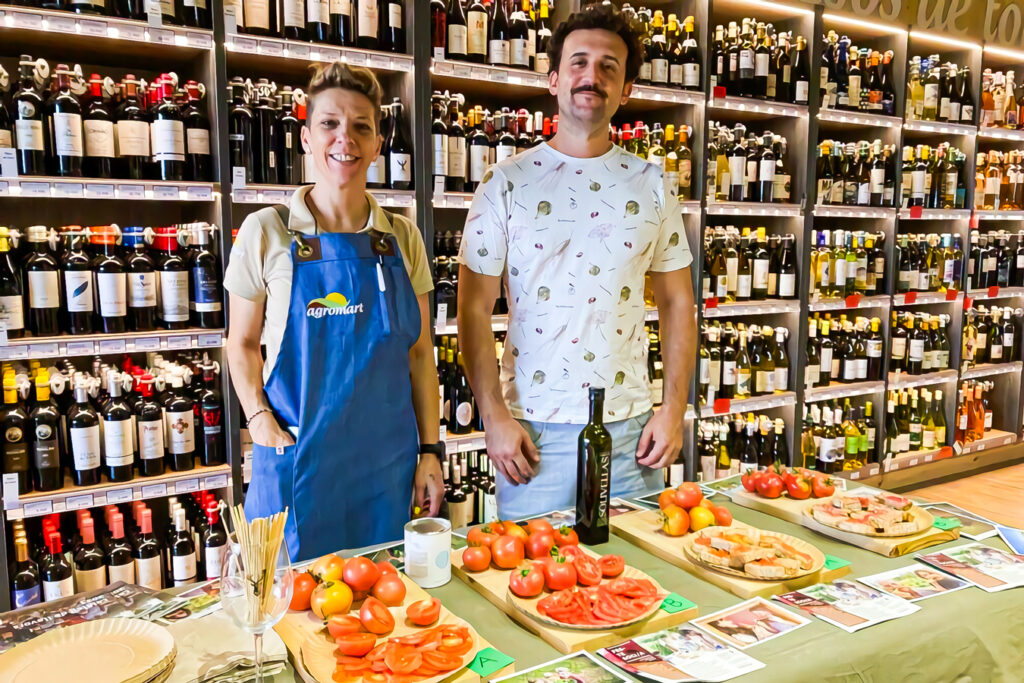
[[909, 30, 981, 50], [822, 12, 907, 34], [983, 45, 1024, 61], [723, 0, 815, 16]]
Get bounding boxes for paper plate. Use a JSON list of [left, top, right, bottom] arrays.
[[0, 618, 176, 683], [804, 498, 934, 537], [682, 528, 825, 581]]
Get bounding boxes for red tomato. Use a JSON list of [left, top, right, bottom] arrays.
[[673, 482, 703, 509], [385, 645, 423, 675], [343, 557, 381, 593], [406, 597, 441, 626], [326, 614, 364, 639], [812, 476, 836, 498], [781, 469, 798, 487], [756, 473, 785, 499], [509, 563, 546, 597], [544, 559, 578, 591], [462, 546, 491, 572], [526, 519, 555, 536], [466, 525, 500, 548], [503, 524, 529, 541], [558, 545, 584, 561], [554, 526, 579, 547], [573, 554, 602, 586], [657, 489, 677, 510], [376, 561, 398, 576], [786, 476, 812, 500], [371, 573, 407, 606], [491, 535, 525, 569], [741, 470, 761, 492], [334, 632, 377, 657], [290, 572, 317, 611], [598, 554, 625, 577], [359, 596, 395, 635], [423, 650, 463, 671], [525, 532, 555, 560], [712, 505, 733, 526]]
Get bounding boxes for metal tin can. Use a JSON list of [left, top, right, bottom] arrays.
[[403, 517, 451, 588]]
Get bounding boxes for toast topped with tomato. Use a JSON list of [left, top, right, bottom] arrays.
[[811, 492, 921, 536], [692, 527, 817, 579]]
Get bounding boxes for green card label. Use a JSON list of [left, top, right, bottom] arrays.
[[824, 555, 851, 571], [468, 647, 515, 678], [933, 516, 962, 530], [660, 592, 696, 614]]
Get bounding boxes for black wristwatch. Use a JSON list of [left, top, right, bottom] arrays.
[[419, 442, 446, 461]]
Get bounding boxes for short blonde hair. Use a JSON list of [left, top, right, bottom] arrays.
[[306, 61, 383, 127]]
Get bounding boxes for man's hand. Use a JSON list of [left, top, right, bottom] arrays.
[[249, 412, 296, 449], [485, 416, 540, 485], [412, 455, 445, 517], [635, 406, 684, 469]]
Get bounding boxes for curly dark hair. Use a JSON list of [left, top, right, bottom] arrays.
[[547, 4, 644, 83]]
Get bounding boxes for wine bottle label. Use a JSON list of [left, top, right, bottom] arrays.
[[129, 272, 158, 308], [0, 295, 25, 332], [43, 576, 74, 602], [448, 136, 466, 177], [244, 0, 271, 29], [282, 0, 304, 26], [34, 430, 60, 469], [652, 59, 669, 84], [330, 0, 350, 13], [754, 53, 769, 77], [3, 439, 27, 472], [70, 425, 101, 470], [116, 120, 151, 157], [187, 128, 211, 156], [167, 409, 196, 455], [388, 2, 401, 27], [683, 63, 700, 87], [191, 267, 223, 312], [448, 23, 468, 55], [13, 585, 41, 609], [467, 11, 488, 55], [511, 39, 529, 67], [495, 144, 515, 165], [739, 50, 754, 72], [358, 0, 379, 38], [736, 273, 751, 298], [433, 134, 449, 176], [104, 418, 134, 467], [53, 113, 84, 158], [455, 402, 473, 427], [751, 259, 769, 291], [669, 64, 684, 86], [721, 360, 736, 386], [108, 560, 135, 586], [138, 418, 165, 459], [805, 363, 820, 386], [205, 543, 225, 579], [173, 552, 197, 585], [795, 80, 809, 103], [159, 270, 190, 322], [135, 555, 162, 590], [97, 272, 127, 317], [908, 339, 925, 362], [160, 0, 174, 13], [469, 145, 488, 182], [389, 152, 412, 183], [307, 0, 328, 23], [535, 52, 550, 74], [151, 120, 185, 162], [0, 130, 11, 148], [923, 84, 939, 110], [29, 271, 60, 310], [75, 565, 107, 592], [184, 0, 208, 7], [779, 272, 796, 297], [489, 39, 510, 65], [84, 119, 116, 159]]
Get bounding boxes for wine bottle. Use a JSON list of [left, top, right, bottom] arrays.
[[309, 0, 332, 42], [446, 456, 472, 529], [106, 512, 136, 585], [331, 0, 354, 45], [170, 508, 197, 586], [166, 375, 196, 471], [281, 0, 306, 39], [228, 78, 254, 183], [151, 77, 186, 182], [183, 81, 211, 182], [575, 387, 611, 545], [136, 374, 166, 477], [199, 363, 225, 466], [276, 87, 302, 185], [155, 227, 190, 330], [13, 56, 46, 176], [382, 0, 404, 52], [115, 75, 151, 181], [42, 532, 74, 602], [60, 228, 94, 335], [355, 0, 379, 49], [124, 227, 158, 331], [509, 2, 530, 69], [30, 370, 62, 492], [69, 383, 101, 487], [466, 0, 487, 63], [189, 227, 224, 329], [534, 0, 551, 74], [74, 517, 108, 592], [182, 0, 209, 27], [48, 64, 84, 178], [488, 0, 510, 66], [92, 225, 128, 333], [11, 534, 41, 608], [25, 225, 62, 337], [103, 373, 134, 483], [386, 98, 413, 190], [202, 502, 228, 579], [1, 372, 30, 496], [134, 508, 163, 590], [0, 227, 25, 339], [83, 74, 115, 178]]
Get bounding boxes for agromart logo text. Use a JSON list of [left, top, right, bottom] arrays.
[[305, 292, 364, 318]]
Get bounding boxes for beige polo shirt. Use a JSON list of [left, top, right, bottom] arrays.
[[225, 186, 433, 381]]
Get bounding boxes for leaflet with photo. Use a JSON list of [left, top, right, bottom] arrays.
[[918, 543, 1024, 592], [919, 502, 998, 540], [996, 525, 1024, 555], [597, 624, 765, 682], [493, 650, 630, 683], [774, 580, 919, 633], [857, 563, 972, 602], [690, 597, 811, 650]]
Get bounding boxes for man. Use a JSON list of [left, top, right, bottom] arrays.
[[457, 4, 696, 519]]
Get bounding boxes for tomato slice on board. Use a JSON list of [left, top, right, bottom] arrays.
[[406, 597, 442, 627], [423, 650, 465, 671], [334, 632, 378, 657], [573, 555, 602, 586], [384, 645, 423, 675], [598, 555, 625, 578]]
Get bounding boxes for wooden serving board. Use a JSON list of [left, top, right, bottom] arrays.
[[610, 510, 850, 599], [729, 488, 960, 558], [274, 572, 515, 683], [451, 547, 698, 655]]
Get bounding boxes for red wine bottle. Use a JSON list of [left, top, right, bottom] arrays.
[[155, 227, 190, 330], [183, 82, 211, 182], [189, 228, 223, 329], [74, 518, 108, 592], [13, 55, 46, 176], [134, 508, 163, 590], [42, 532, 74, 602], [92, 225, 128, 333], [48, 64, 84, 178], [124, 227, 158, 331], [136, 374, 166, 477], [170, 508, 197, 586], [25, 226, 62, 338], [198, 363, 224, 466], [107, 512, 136, 585], [30, 371, 62, 491], [10, 534, 41, 608], [1, 373, 31, 495], [69, 383, 102, 486], [182, 0, 210, 28], [228, 78, 254, 183], [330, 0, 353, 46], [0, 227, 25, 339], [202, 502, 227, 580], [103, 373, 134, 483], [62, 229, 95, 335], [166, 375, 196, 471], [276, 87, 302, 185], [83, 74, 115, 178], [150, 76, 185, 181], [115, 76, 151, 181]]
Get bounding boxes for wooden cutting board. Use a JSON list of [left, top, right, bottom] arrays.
[[729, 488, 960, 557], [451, 547, 698, 655], [274, 572, 515, 683], [610, 509, 850, 599]]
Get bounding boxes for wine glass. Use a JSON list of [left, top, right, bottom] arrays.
[[220, 535, 293, 682]]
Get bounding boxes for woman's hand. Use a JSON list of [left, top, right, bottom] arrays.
[[412, 455, 444, 517], [249, 412, 296, 449]]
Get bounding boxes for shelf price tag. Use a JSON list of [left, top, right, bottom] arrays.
[[903, 292, 917, 305], [187, 31, 213, 48], [79, 19, 107, 35], [107, 488, 133, 503], [368, 54, 391, 70], [453, 64, 472, 78], [202, 474, 229, 489], [24, 500, 53, 517], [85, 183, 116, 199], [29, 343, 59, 357], [346, 51, 367, 65], [263, 190, 290, 204], [142, 483, 167, 498], [231, 167, 247, 190], [185, 185, 213, 201], [151, 27, 174, 43], [0, 149, 18, 178], [233, 36, 257, 53], [117, 184, 145, 199], [54, 182, 84, 198], [153, 185, 179, 200], [119, 23, 146, 40], [289, 43, 311, 60], [198, 334, 222, 348], [49, 15, 77, 32], [2, 474, 20, 505], [167, 335, 192, 349], [712, 398, 731, 415], [134, 337, 160, 351], [66, 494, 94, 510], [175, 478, 199, 494], [21, 182, 50, 197], [945, 288, 959, 301], [67, 341, 96, 355], [99, 339, 126, 354], [435, 303, 448, 332], [259, 40, 284, 56], [12, 11, 43, 28]]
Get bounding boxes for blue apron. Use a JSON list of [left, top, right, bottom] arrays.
[[245, 221, 421, 562]]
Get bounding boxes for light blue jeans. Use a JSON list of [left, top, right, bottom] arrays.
[[497, 410, 664, 520]]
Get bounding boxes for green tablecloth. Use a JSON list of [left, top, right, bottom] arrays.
[[273, 499, 1024, 682]]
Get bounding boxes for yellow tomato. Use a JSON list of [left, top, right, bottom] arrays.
[[503, 524, 529, 541], [310, 580, 353, 619], [689, 506, 716, 532], [309, 554, 346, 583]]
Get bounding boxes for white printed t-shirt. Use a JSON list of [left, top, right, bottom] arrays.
[[459, 142, 693, 424]]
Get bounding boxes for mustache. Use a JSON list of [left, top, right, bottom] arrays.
[[571, 84, 606, 98]]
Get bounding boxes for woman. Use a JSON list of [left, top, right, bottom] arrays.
[[225, 62, 444, 561]]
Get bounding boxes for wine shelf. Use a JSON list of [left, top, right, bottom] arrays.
[[699, 391, 796, 418], [977, 128, 1024, 142], [702, 299, 801, 317], [808, 295, 891, 311], [0, 329, 223, 361], [887, 368, 959, 389], [804, 380, 887, 403], [967, 286, 1024, 300], [893, 290, 962, 306], [973, 210, 1024, 220], [707, 95, 808, 120], [2, 464, 232, 520], [231, 184, 415, 208], [444, 430, 487, 453], [885, 445, 947, 470], [226, 35, 415, 73], [0, 178, 218, 201], [435, 309, 659, 335], [705, 201, 802, 217], [432, 193, 702, 214], [898, 208, 972, 220], [811, 205, 897, 219], [816, 109, 902, 129], [902, 120, 978, 136], [960, 430, 1017, 456], [961, 361, 1024, 380], [0, 6, 214, 51]]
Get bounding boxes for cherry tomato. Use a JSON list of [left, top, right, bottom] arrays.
[[756, 473, 785, 499], [526, 519, 555, 536], [503, 524, 529, 541], [491, 535, 525, 569], [509, 563, 546, 598], [811, 476, 836, 498], [309, 554, 346, 583], [466, 525, 500, 548], [598, 554, 625, 578], [376, 561, 398, 576], [406, 597, 442, 626], [334, 632, 377, 657], [359, 596, 395, 635], [462, 545, 491, 572], [660, 504, 689, 536], [371, 573, 407, 606], [525, 532, 555, 560], [544, 558, 578, 591], [326, 614, 364, 638], [554, 526, 579, 547], [573, 554, 602, 586], [343, 556, 381, 593], [712, 505, 733, 526], [385, 645, 423, 675], [673, 482, 703, 509], [311, 580, 354, 619], [290, 571, 317, 611], [657, 488, 677, 510], [786, 476, 812, 500]]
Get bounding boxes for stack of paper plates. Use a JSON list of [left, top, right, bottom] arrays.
[[0, 618, 176, 683]]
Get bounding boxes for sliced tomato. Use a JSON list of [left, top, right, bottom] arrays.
[[363, 674, 387, 683], [598, 555, 625, 578], [384, 645, 423, 675], [334, 632, 378, 657], [423, 650, 464, 671], [406, 597, 442, 626], [438, 636, 473, 655], [573, 554, 602, 586], [332, 671, 360, 683]]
